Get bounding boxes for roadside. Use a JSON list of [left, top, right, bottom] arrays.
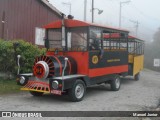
[[0, 69, 160, 120], [0, 78, 21, 94]]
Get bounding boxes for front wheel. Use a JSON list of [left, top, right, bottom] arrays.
[[30, 91, 44, 96], [68, 80, 86, 102], [110, 75, 121, 91]]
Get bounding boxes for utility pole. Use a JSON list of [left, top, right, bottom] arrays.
[[84, 0, 87, 21], [119, 1, 131, 28], [92, 0, 94, 23], [119, 2, 122, 28], [130, 20, 140, 37], [91, 0, 103, 23], [135, 21, 139, 37]]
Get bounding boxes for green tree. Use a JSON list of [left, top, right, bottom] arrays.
[[0, 40, 46, 76]]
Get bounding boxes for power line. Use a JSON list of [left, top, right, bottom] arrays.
[[131, 3, 160, 22], [129, 20, 140, 37]]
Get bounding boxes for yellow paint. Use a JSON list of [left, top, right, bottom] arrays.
[[92, 55, 99, 64], [128, 54, 134, 63], [20, 88, 50, 93], [133, 55, 144, 75]]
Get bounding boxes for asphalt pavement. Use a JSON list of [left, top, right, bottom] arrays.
[[0, 69, 160, 120]]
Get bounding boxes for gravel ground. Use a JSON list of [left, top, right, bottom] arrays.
[[0, 69, 160, 120]]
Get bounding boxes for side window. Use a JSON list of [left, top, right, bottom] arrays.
[[89, 28, 102, 50], [103, 32, 128, 51]]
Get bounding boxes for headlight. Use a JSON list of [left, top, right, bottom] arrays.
[[19, 76, 25, 85], [52, 81, 59, 89]]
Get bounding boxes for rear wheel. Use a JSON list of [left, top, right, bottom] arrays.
[[110, 75, 121, 91], [134, 72, 140, 81], [68, 80, 86, 102], [30, 91, 44, 96]]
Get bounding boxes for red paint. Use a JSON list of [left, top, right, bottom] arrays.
[[43, 19, 128, 32], [64, 52, 89, 75], [47, 51, 89, 75], [67, 59, 72, 74], [103, 33, 135, 39], [89, 65, 128, 77], [103, 33, 144, 41]]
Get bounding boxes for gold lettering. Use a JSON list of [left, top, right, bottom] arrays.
[[107, 59, 120, 63]]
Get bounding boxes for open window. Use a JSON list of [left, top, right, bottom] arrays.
[[89, 27, 102, 51], [128, 39, 144, 55], [102, 31, 128, 51]]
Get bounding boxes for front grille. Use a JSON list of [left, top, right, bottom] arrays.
[[33, 56, 55, 78], [21, 81, 50, 93]]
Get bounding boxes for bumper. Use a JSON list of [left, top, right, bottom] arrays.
[[20, 80, 50, 93], [20, 80, 62, 95]]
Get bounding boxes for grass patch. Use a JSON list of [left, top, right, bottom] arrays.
[[0, 79, 21, 94]]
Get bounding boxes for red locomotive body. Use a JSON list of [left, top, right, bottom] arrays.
[[17, 18, 144, 102]]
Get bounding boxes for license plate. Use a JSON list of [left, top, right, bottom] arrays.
[[51, 90, 62, 95]]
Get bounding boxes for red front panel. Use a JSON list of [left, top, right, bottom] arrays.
[[64, 52, 89, 75], [46, 51, 89, 75]]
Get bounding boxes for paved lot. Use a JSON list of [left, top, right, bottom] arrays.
[[0, 69, 160, 120]]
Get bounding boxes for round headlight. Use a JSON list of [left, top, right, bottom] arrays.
[[19, 76, 25, 85], [52, 81, 59, 89]]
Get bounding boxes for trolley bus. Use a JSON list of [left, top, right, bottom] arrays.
[[17, 17, 144, 102]]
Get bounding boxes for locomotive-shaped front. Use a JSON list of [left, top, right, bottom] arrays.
[[17, 54, 78, 95]]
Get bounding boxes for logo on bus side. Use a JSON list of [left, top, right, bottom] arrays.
[[92, 55, 99, 64]]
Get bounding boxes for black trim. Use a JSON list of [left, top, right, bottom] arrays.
[[128, 63, 133, 76], [89, 51, 128, 69], [50, 76, 89, 90]]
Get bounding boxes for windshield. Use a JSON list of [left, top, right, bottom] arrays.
[[47, 29, 63, 50], [47, 27, 88, 51], [67, 27, 87, 51]]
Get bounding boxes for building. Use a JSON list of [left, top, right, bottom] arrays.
[[0, 0, 62, 44]]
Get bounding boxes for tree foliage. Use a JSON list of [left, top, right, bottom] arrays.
[[0, 39, 46, 75]]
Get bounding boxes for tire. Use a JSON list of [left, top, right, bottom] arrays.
[[134, 72, 140, 81], [110, 75, 121, 91], [30, 91, 44, 96], [68, 80, 86, 102]]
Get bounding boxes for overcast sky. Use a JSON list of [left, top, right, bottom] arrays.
[[50, 0, 160, 41]]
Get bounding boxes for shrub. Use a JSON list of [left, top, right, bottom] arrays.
[[0, 39, 46, 75]]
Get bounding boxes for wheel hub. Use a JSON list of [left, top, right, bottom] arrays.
[[75, 84, 84, 99], [115, 78, 120, 89]]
